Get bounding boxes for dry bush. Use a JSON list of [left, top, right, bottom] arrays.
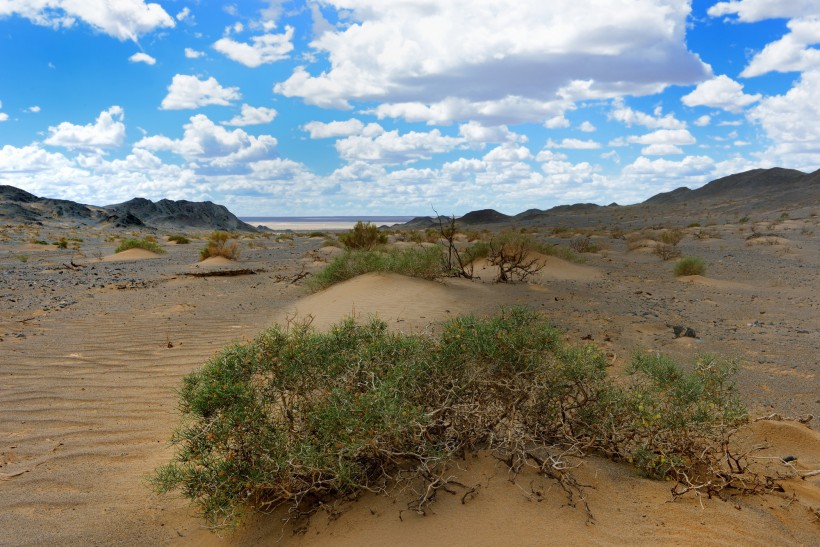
[[693, 229, 721, 240], [488, 231, 545, 282], [659, 228, 684, 246], [200, 231, 240, 261], [569, 236, 600, 253], [674, 256, 705, 276], [654, 243, 682, 261]]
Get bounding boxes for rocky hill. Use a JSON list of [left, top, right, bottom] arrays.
[[0, 186, 258, 232]]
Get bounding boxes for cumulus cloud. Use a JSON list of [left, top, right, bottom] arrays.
[[129, 52, 156, 65], [610, 99, 687, 129], [625, 129, 696, 146], [641, 144, 684, 155], [176, 7, 191, 21], [135, 114, 277, 172], [694, 115, 711, 127], [302, 119, 384, 139], [545, 138, 601, 150], [222, 104, 278, 126], [681, 75, 761, 113], [483, 144, 533, 162], [578, 121, 596, 132], [44, 106, 126, 150], [213, 27, 294, 67], [740, 17, 820, 77], [274, 0, 709, 123], [369, 96, 571, 126], [184, 47, 205, 59], [0, 100, 7, 122], [748, 68, 820, 168], [458, 121, 526, 147], [160, 74, 241, 110], [708, 0, 819, 22], [0, 0, 174, 41], [335, 129, 463, 164]]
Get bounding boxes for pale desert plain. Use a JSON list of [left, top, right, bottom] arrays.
[[1, 186, 819, 545]]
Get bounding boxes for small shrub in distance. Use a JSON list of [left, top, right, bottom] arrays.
[[569, 236, 600, 253], [339, 221, 387, 250], [200, 231, 240, 261], [488, 231, 545, 282], [674, 256, 705, 276], [168, 235, 191, 244], [654, 243, 682, 261], [659, 228, 684, 246], [54, 237, 68, 249], [115, 238, 166, 254]]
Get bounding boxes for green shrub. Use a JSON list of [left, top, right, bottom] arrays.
[[168, 235, 191, 244], [200, 231, 240, 261], [32, 239, 49, 245], [54, 237, 68, 249], [674, 256, 705, 276], [463, 240, 490, 263], [153, 309, 750, 529], [307, 246, 445, 292], [115, 238, 166, 254], [339, 221, 388, 250]]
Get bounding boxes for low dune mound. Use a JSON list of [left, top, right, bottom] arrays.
[[102, 248, 165, 261], [469, 254, 601, 283], [276, 272, 496, 332], [19, 243, 58, 251], [677, 274, 752, 290], [746, 234, 791, 246], [196, 256, 235, 267]]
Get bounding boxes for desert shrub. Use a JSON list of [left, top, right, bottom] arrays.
[[737, 216, 750, 224], [610, 227, 626, 240], [307, 231, 326, 238], [540, 243, 584, 263], [168, 235, 191, 244], [407, 230, 425, 244], [339, 221, 388, 250], [153, 309, 753, 529], [687, 222, 701, 228], [463, 240, 490, 263], [200, 231, 240, 261], [586, 353, 746, 483], [487, 231, 545, 282], [54, 237, 68, 249], [659, 228, 684, 246], [32, 239, 49, 245], [306, 246, 446, 291], [16, 254, 29, 263], [693, 229, 721, 240], [673, 256, 705, 276], [569, 236, 600, 253], [115, 238, 166, 254], [654, 243, 682, 261]]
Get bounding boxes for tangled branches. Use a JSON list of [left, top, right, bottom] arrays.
[[153, 308, 767, 530]]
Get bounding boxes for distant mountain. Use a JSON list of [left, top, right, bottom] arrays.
[[103, 198, 257, 231], [0, 186, 258, 231], [458, 209, 510, 225]]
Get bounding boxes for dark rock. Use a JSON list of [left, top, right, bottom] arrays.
[[672, 325, 697, 338]]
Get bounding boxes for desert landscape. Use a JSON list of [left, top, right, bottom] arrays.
[[0, 169, 818, 545]]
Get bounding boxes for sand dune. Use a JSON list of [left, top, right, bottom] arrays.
[[102, 248, 166, 261]]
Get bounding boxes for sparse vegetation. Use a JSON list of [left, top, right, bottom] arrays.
[[115, 238, 166, 255], [307, 246, 445, 291], [54, 237, 68, 249], [339, 221, 388, 250], [674, 256, 705, 276], [168, 235, 191, 244], [488, 231, 545, 282], [654, 243, 682, 261], [152, 308, 754, 530], [200, 231, 240, 261], [569, 236, 600, 253]]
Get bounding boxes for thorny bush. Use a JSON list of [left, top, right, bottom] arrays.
[[153, 308, 762, 530]]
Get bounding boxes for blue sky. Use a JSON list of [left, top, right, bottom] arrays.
[[1, 0, 819, 216]]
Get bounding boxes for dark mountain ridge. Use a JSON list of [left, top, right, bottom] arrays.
[[0, 186, 258, 231]]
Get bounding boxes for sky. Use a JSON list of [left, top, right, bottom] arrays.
[[0, 0, 819, 216]]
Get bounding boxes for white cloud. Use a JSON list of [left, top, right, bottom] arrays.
[[545, 138, 601, 150], [0, 100, 6, 122], [536, 149, 568, 162], [135, 114, 278, 172], [335, 129, 463, 164], [578, 121, 596, 132], [0, 0, 175, 41], [44, 106, 126, 150], [274, 0, 709, 123], [694, 115, 711, 127], [222, 104, 278, 126], [626, 129, 696, 146], [708, 0, 819, 22], [748, 68, 820, 168], [544, 115, 571, 129], [213, 26, 294, 67], [641, 144, 684, 155], [483, 144, 533, 162], [624, 155, 715, 177], [302, 119, 385, 139], [681, 75, 761, 113], [176, 7, 190, 21], [610, 98, 687, 129], [27, 105, 41, 113], [741, 17, 820, 77], [458, 121, 526, 146], [369, 96, 572, 126], [160, 74, 241, 110], [184, 47, 205, 59], [129, 52, 156, 65]]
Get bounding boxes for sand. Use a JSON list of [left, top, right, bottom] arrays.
[[0, 220, 818, 545]]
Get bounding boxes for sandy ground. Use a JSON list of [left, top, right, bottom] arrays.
[[0, 221, 818, 545]]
